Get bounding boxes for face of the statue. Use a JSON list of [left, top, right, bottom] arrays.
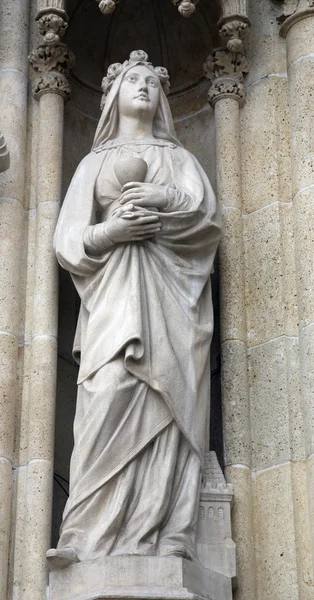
[[118, 65, 160, 121]]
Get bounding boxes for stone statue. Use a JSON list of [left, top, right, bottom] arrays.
[[48, 50, 221, 570]]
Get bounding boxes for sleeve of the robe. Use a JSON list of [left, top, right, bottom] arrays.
[[53, 152, 110, 277], [157, 148, 221, 263]]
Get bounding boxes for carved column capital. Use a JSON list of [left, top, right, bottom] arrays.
[[278, 0, 314, 36], [204, 49, 249, 108], [29, 5, 74, 100]]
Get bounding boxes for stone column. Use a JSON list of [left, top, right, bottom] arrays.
[[0, 0, 30, 597], [279, 0, 314, 571], [204, 21, 256, 599], [22, 5, 74, 599]]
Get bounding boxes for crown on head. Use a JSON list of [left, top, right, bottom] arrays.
[[100, 50, 170, 110]]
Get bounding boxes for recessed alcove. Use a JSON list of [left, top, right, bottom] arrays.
[[52, 0, 223, 546]]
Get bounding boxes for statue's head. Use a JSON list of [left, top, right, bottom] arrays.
[[92, 50, 180, 152], [118, 64, 161, 123], [100, 50, 170, 111]]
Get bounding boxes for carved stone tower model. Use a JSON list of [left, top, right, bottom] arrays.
[[1, 1, 314, 600]]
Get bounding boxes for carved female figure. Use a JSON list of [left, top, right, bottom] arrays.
[[49, 50, 220, 568]]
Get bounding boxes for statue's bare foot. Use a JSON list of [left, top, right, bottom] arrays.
[[46, 548, 79, 570]]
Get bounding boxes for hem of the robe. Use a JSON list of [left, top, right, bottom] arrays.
[[61, 414, 173, 522]]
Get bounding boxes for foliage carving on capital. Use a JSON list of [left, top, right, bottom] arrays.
[[33, 72, 71, 100], [204, 49, 249, 107], [29, 44, 75, 75], [29, 5, 74, 100]]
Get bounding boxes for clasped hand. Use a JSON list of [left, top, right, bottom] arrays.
[[105, 183, 167, 244], [105, 204, 162, 244], [119, 182, 168, 210]]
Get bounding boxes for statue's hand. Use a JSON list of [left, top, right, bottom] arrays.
[[119, 182, 168, 210], [105, 205, 162, 243]]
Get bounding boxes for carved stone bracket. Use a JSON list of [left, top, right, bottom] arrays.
[[219, 18, 250, 54], [29, 4, 74, 100], [204, 0, 250, 108], [218, 0, 250, 53], [95, 0, 199, 17], [277, 0, 314, 35], [204, 49, 249, 107]]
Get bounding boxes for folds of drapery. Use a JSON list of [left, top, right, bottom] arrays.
[[54, 142, 221, 466]]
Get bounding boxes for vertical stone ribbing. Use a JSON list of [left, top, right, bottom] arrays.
[[205, 29, 256, 597], [21, 4, 73, 598], [280, 6, 314, 575], [0, 0, 30, 596]]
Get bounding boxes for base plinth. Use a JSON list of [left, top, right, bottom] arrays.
[[49, 556, 232, 600]]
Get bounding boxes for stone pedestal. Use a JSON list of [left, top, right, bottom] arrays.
[[49, 556, 232, 600]]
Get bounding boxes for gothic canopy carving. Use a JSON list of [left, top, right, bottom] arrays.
[[65, 0, 221, 96]]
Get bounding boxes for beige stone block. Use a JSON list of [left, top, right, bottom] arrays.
[[0, 458, 12, 600], [299, 324, 314, 457], [243, 203, 283, 346], [288, 58, 314, 196], [7, 465, 27, 599], [23, 208, 36, 344], [306, 455, 314, 570], [290, 461, 314, 599], [0, 70, 28, 203], [285, 338, 305, 462], [245, 0, 287, 87], [23, 459, 53, 600], [279, 202, 299, 336], [25, 98, 40, 212], [32, 201, 59, 339], [13, 343, 32, 465], [241, 76, 291, 213], [0, 0, 30, 73], [0, 333, 18, 459], [293, 188, 314, 329], [0, 198, 24, 335], [248, 338, 291, 471], [215, 98, 241, 210], [286, 15, 314, 67], [252, 464, 299, 600], [221, 341, 250, 467], [225, 466, 256, 600], [220, 207, 246, 343], [28, 335, 57, 461], [38, 94, 64, 203]]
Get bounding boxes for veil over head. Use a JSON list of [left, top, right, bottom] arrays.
[[91, 54, 182, 151]]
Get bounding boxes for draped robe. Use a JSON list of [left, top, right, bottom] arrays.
[[53, 139, 221, 561]]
